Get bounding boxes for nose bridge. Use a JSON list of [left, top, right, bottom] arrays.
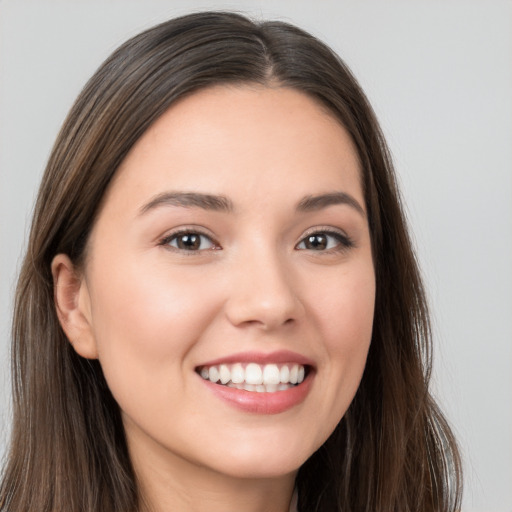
[[224, 239, 302, 329]]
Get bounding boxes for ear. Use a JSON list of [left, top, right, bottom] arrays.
[[51, 254, 99, 359]]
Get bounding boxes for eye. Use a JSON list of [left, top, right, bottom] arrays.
[[161, 231, 218, 252], [296, 230, 353, 252]]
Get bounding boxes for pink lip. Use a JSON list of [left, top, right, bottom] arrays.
[[199, 373, 314, 414], [197, 350, 315, 368], [196, 350, 315, 415]]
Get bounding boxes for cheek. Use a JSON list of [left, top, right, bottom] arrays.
[[86, 258, 222, 385], [317, 260, 375, 349], [311, 260, 375, 409]]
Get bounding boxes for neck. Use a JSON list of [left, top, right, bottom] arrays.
[[127, 431, 296, 512]]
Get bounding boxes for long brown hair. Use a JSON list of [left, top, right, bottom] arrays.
[[0, 11, 462, 511]]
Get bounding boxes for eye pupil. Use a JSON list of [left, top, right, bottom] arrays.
[[177, 234, 201, 250], [306, 234, 327, 250]]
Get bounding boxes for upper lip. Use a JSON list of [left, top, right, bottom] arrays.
[[196, 350, 315, 368]]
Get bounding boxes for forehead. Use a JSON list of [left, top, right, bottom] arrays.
[[106, 85, 363, 212]]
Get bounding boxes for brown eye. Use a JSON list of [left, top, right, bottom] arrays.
[[303, 234, 328, 250], [296, 231, 353, 252], [165, 232, 216, 251]]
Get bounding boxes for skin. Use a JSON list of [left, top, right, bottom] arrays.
[[52, 85, 376, 512]]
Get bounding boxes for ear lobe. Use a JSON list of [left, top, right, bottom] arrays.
[[51, 254, 99, 359]]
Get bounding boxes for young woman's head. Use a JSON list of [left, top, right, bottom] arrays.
[[1, 11, 461, 512]]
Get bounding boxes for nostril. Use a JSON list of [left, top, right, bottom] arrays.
[[225, 299, 303, 331]]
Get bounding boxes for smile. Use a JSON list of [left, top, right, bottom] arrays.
[[195, 351, 315, 414], [198, 362, 306, 393]]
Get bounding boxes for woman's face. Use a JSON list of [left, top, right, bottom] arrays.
[[74, 86, 375, 480]]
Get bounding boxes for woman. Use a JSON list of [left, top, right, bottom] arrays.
[[0, 11, 462, 512]]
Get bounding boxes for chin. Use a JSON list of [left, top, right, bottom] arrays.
[[202, 434, 318, 480], [213, 458, 302, 481]]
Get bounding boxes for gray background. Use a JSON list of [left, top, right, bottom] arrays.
[[1, 1, 511, 510]]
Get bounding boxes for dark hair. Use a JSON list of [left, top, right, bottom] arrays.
[[0, 11, 462, 511]]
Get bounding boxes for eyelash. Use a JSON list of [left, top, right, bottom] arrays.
[[159, 228, 220, 253], [159, 228, 354, 254], [296, 228, 354, 253]]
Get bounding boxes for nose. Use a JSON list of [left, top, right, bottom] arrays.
[[224, 249, 304, 331]]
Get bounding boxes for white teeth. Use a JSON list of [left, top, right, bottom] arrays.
[[199, 362, 308, 391], [289, 364, 299, 384], [208, 366, 219, 383], [231, 363, 245, 384], [263, 364, 280, 385], [245, 363, 263, 385], [219, 364, 230, 385], [229, 382, 289, 392], [279, 365, 290, 384]]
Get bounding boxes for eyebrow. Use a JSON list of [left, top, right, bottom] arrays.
[[139, 192, 233, 215], [296, 192, 366, 217], [138, 190, 365, 217]]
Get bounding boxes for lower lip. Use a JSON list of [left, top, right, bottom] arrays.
[[199, 373, 314, 414]]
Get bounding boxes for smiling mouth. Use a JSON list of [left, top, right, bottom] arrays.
[[196, 362, 308, 393]]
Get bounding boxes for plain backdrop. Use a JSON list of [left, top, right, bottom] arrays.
[[1, 1, 511, 510]]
